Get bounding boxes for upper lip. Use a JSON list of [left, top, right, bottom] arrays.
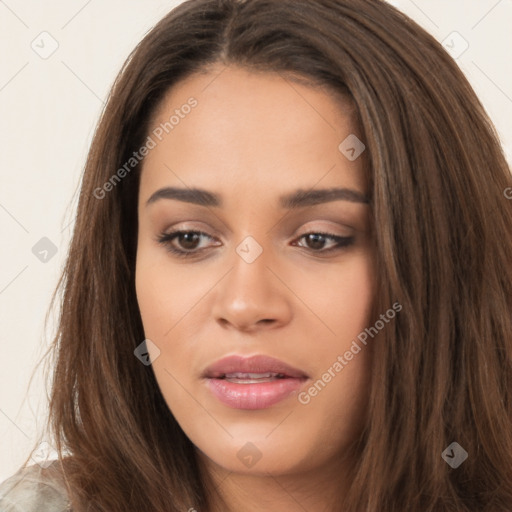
[[202, 354, 309, 379]]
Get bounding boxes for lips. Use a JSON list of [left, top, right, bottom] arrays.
[[202, 355, 309, 410], [202, 354, 309, 380]]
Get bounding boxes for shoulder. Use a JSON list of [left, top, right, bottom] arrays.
[[0, 460, 70, 512]]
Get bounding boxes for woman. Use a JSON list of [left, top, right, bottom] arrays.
[[1, 0, 511, 510]]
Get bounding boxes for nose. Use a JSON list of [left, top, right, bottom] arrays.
[[211, 243, 293, 333]]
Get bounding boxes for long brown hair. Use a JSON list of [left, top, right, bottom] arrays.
[[20, 0, 512, 510]]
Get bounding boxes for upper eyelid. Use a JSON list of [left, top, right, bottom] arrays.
[[162, 219, 355, 238]]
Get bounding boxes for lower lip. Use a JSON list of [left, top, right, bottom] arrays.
[[206, 377, 306, 410]]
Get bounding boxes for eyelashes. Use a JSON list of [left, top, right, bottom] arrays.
[[157, 230, 220, 257], [156, 229, 355, 259]]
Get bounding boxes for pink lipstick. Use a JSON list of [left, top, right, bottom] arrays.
[[202, 355, 309, 410]]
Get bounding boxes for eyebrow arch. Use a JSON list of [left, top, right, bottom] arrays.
[[146, 187, 220, 208], [279, 187, 370, 208], [145, 186, 370, 208]]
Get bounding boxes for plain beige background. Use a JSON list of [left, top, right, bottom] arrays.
[[0, 0, 511, 480]]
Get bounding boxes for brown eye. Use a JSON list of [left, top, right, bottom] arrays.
[[176, 232, 201, 250], [294, 232, 355, 253], [157, 230, 218, 257], [303, 233, 328, 250]]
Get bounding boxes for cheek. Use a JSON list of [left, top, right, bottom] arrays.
[[134, 249, 210, 392], [293, 253, 375, 427], [134, 259, 196, 414], [135, 267, 168, 338], [325, 252, 376, 367], [293, 249, 376, 343], [135, 249, 207, 338], [331, 253, 375, 330]]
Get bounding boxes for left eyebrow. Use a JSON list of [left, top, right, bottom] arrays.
[[278, 187, 370, 208], [145, 186, 370, 209]]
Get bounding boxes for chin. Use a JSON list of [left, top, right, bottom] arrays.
[[192, 427, 332, 477]]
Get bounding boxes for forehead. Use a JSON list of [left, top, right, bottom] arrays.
[[140, 65, 366, 200]]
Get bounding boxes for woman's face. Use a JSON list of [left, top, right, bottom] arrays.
[[135, 64, 375, 477]]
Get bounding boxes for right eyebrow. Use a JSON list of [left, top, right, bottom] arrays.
[[145, 187, 221, 208]]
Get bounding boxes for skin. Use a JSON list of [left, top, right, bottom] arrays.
[[135, 64, 376, 512]]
